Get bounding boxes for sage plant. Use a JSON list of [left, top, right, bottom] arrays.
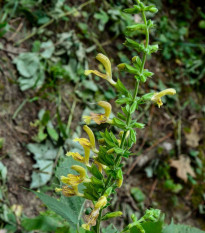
[[56, 1, 176, 232]]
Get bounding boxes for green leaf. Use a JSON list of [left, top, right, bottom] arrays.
[[0, 137, 4, 149], [130, 221, 163, 233], [32, 191, 84, 230], [123, 5, 141, 14], [124, 38, 147, 53], [113, 117, 126, 129], [27, 140, 58, 188], [14, 52, 40, 78], [162, 222, 205, 233], [87, 164, 103, 180], [130, 101, 138, 114], [102, 224, 119, 233], [126, 24, 146, 32], [131, 187, 146, 203], [31, 160, 53, 188], [47, 126, 59, 142], [0, 161, 7, 182], [40, 40, 55, 59], [116, 79, 128, 95], [22, 215, 60, 231]]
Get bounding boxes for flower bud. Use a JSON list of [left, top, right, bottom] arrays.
[[117, 63, 126, 71], [102, 211, 123, 221]]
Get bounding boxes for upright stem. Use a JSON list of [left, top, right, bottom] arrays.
[[95, 10, 149, 233]]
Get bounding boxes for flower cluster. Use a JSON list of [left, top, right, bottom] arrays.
[[55, 0, 176, 231]]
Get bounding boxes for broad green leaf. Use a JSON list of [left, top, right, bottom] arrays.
[[30, 160, 53, 188], [130, 220, 163, 233], [102, 224, 119, 233], [27, 140, 58, 188], [14, 52, 40, 78], [32, 191, 84, 230], [41, 40, 55, 59], [27, 140, 58, 160], [162, 222, 205, 233]]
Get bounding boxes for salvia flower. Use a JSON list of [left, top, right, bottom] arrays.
[[60, 165, 90, 186], [83, 101, 112, 125], [55, 185, 83, 197], [66, 152, 85, 163], [151, 88, 176, 108], [73, 138, 91, 165], [84, 53, 116, 86], [82, 196, 107, 230]]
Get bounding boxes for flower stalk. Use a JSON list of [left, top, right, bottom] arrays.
[[55, 1, 176, 232]]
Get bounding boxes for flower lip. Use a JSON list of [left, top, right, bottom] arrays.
[[151, 88, 176, 108]]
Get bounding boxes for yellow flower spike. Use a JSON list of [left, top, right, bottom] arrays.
[[98, 101, 112, 118], [66, 152, 85, 163], [151, 88, 176, 108], [83, 125, 97, 152], [94, 195, 107, 209]]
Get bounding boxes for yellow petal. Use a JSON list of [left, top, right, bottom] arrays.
[[62, 186, 76, 197], [96, 53, 112, 78], [84, 69, 107, 79], [151, 88, 176, 107], [71, 165, 86, 179], [66, 152, 85, 163], [98, 101, 112, 118], [83, 125, 96, 149], [73, 138, 91, 148]]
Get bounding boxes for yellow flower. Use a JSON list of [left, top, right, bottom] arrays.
[[83, 101, 112, 125], [151, 88, 176, 108], [85, 53, 116, 86], [66, 152, 85, 163], [55, 185, 83, 197], [83, 125, 96, 149], [73, 138, 91, 165], [82, 208, 100, 230], [60, 165, 90, 186], [82, 195, 107, 230]]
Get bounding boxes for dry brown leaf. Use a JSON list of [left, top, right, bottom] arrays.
[[185, 120, 200, 148], [170, 155, 196, 182]]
